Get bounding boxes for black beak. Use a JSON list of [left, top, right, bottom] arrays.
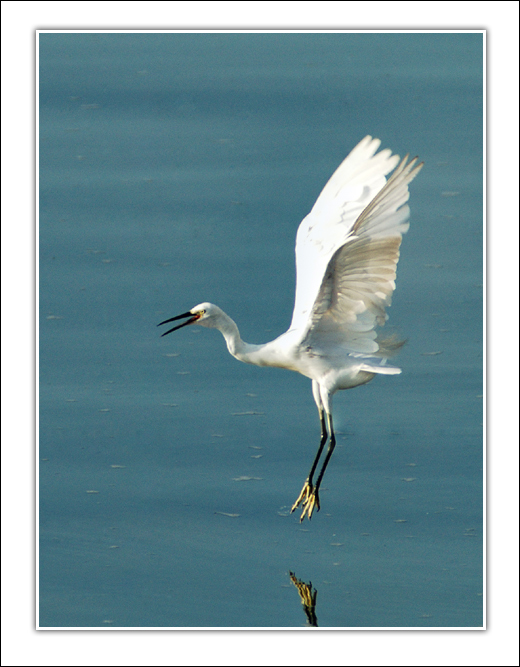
[[158, 311, 200, 336]]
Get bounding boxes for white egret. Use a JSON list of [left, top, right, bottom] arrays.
[[159, 136, 423, 521]]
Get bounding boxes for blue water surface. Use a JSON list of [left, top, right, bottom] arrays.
[[39, 31, 483, 628]]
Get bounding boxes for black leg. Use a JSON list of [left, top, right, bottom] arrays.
[[291, 410, 330, 521], [306, 410, 328, 485], [314, 420, 336, 494]]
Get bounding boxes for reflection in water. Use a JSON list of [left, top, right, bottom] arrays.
[[289, 571, 318, 627]]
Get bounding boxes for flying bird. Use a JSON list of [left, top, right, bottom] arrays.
[[159, 136, 423, 521]]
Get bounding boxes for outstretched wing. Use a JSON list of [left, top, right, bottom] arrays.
[[291, 137, 423, 355], [289, 136, 400, 334]]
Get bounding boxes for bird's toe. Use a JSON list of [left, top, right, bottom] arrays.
[[298, 489, 320, 522], [291, 480, 312, 514]]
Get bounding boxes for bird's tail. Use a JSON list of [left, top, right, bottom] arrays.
[[359, 361, 402, 375], [353, 333, 406, 375]]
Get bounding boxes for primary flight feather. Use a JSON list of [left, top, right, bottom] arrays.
[[159, 135, 423, 521]]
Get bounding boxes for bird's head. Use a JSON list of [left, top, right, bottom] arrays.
[[158, 302, 223, 336]]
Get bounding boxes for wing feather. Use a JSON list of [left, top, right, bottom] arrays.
[[294, 143, 423, 356], [289, 136, 405, 333]]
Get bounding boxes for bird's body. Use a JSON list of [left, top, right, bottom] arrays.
[[193, 304, 381, 387], [159, 136, 423, 521]]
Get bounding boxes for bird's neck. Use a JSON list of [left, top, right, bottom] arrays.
[[214, 312, 269, 366]]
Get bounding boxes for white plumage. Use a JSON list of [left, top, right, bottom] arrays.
[[159, 136, 423, 521]]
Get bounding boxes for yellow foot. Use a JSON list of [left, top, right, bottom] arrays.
[[290, 481, 320, 522]]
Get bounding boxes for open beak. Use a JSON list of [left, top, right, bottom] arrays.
[[158, 311, 201, 336]]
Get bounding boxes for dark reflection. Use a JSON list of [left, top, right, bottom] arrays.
[[289, 571, 318, 627]]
